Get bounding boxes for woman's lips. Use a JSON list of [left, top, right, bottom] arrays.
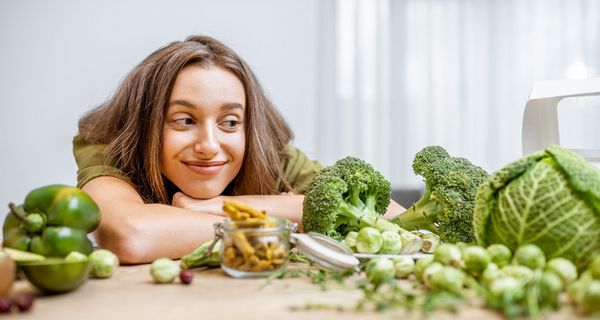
[[183, 160, 227, 175]]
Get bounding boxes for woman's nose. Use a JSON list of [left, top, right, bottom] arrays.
[[193, 125, 220, 158]]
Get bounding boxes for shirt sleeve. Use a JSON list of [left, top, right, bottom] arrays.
[[280, 144, 322, 194], [72, 135, 129, 188]]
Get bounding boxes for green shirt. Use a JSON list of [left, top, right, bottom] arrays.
[[72, 135, 321, 194]]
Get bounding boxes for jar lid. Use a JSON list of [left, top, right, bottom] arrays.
[[290, 232, 359, 272]]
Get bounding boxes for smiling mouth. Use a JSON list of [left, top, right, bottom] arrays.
[[182, 160, 227, 175], [183, 161, 227, 167]]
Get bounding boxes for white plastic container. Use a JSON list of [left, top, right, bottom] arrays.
[[522, 78, 600, 168]]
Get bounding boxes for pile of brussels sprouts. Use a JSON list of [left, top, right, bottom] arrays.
[[362, 243, 600, 317], [342, 227, 440, 254]]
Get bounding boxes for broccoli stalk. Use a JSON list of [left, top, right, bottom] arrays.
[[390, 146, 488, 244], [302, 157, 422, 253]]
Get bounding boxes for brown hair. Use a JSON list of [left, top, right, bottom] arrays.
[[78, 35, 293, 204]]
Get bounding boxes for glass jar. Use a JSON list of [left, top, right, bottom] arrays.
[[214, 217, 294, 278]]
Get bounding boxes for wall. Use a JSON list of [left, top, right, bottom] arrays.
[[0, 0, 320, 224]]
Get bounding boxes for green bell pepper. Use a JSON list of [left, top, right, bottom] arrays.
[[2, 185, 100, 257]]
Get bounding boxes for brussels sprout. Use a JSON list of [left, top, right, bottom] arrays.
[[356, 227, 383, 254], [590, 256, 600, 280], [489, 276, 521, 299], [463, 246, 491, 276], [150, 258, 180, 284], [89, 249, 119, 278], [365, 258, 395, 285], [502, 265, 534, 281], [434, 244, 462, 268], [514, 244, 546, 269], [379, 231, 403, 254], [419, 233, 440, 254], [342, 231, 358, 252], [546, 257, 578, 287], [568, 278, 588, 305], [540, 271, 563, 306], [481, 263, 502, 286], [414, 255, 435, 280], [399, 230, 423, 254], [581, 280, 600, 313], [486, 244, 512, 267], [392, 256, 415, 279], [422, 262, 444, 287], [430, 266, 465, 295], [65, 251, 88, 263]]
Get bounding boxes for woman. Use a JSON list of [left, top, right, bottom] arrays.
[[75, 35, 403, 264]]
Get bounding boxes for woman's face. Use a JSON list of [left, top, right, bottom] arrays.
[[161, 64, 246, 199]]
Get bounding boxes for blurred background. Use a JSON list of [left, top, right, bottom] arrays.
[[1, 0, 599, 222]]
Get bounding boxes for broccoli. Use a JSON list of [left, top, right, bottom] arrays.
[[390, 146, 488, 243], [302, 157, 395, 238], [302, 157, 422, 252]]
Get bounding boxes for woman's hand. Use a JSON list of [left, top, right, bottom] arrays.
[[171, 192, 226, 216]]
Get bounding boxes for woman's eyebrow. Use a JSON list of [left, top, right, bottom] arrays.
[[168, 100, 243, 111], [220, 103, 244, 112]]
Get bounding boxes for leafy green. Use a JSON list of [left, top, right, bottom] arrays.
[[473, 146, 600, 269]]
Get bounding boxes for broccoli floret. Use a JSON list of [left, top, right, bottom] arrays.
[[390, 146, 488, 243], [302, 157, 400, 239]]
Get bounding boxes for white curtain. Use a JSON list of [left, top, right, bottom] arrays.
[[316, 0, 600, 189]]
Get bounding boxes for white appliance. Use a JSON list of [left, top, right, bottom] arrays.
[[522, 78, 600, 168]]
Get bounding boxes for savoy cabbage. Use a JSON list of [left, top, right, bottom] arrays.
[[473, 145, 600, 269]]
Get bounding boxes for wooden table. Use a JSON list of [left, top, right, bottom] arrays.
[[9, 263, 579, 320]]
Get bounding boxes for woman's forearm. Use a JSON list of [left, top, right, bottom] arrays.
[[84, 177, 222, 264], [172, 192, 305, 223]]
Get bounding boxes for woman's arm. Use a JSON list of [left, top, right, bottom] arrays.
[[172, 192, 406, 223], [82, 176, 222, 264], [171, 192, 305, 224]]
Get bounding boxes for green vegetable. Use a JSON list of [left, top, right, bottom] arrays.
[[356, 227, 383, 253], [302, 157, 419, 252], [514, 244, 546, 269], [429, 266, 465, 295], [434, 244, 462, 268], [488, 276, 522, 300], [546, 257, 577, 286], [414, 255, 434, 280], [89, 249, 119, 278], [581, 280, 600, 313], [539, 271, 562, 306], [463, 246, 491, 276], [379, 230, 402, 254], [390, 146, 488, 243], [150, 258, 180, 283], [419, 233, 440, 254], [481, 263, 502, 286], [3, 185, 100, 257], [502, 265, 534, 281], [473, 146, 600, 270], [180, 239, 222, 269], [341, 231, 358, 251], [392, 256, 414, 279], [486, 244, 512, 267], [590, 255, 600, 279], [365, 258, 395, 286], [422, 262, 443, 287], [65, 251, 88, 263]]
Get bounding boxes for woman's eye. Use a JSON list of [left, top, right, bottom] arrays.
[[174, 117, 195, 126], [221, 119, 241, 129]]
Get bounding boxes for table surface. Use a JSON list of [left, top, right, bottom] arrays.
[[9, 263, 582, 320]]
